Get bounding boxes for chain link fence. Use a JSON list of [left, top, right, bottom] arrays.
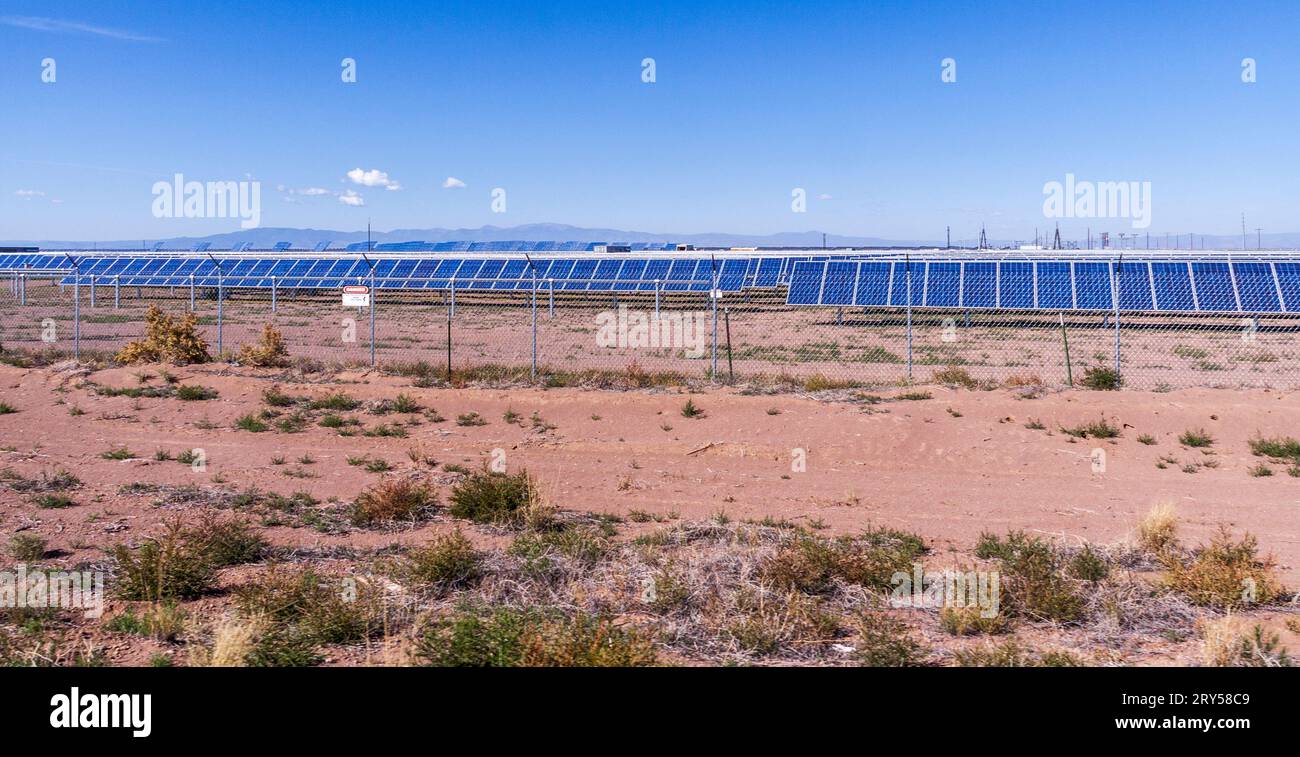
[[2, 266, 1296, 390]]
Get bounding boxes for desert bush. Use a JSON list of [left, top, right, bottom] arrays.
[[931, 365, 979, 389], [185, 515, 268, 567], [1166, 527, 1282, 609], [233, 567, 383, 644], [400, 530, 482, 593], [1136, 503, 1179, 556], [1080, 365, 1121, 390], [112, 521, 216, 601], [115, 305, 210, 365], [9, 533, 47, 561], [448, 468, 537, 525], [954, 639, 1087, 667], [855, 611, 926, 666], [351, 477, 438, 526], [235, 324, 290, 367], [975, 531, 1084, 623], [939, 604, 1010, 636], [1178, 428, 1214, 448], [414, 607, 657, 667], [106, 603, 187, 642], [174, 384, 218, 401], [1200, 617, 1292, 667], [761, 528, 927, 595]]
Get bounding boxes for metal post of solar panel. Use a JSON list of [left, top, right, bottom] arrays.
[[711, 278, 719, 381]]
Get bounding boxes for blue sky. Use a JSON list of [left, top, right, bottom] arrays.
[[2, 0, 1298, 242]]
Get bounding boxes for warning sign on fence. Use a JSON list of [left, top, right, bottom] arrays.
[[342, 285, 370, 307]]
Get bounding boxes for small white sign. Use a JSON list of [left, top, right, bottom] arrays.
[[342, 285, 370, 307]]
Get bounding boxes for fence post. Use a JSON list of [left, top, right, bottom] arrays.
[[654, 280, 660, 318], [905, 257, 913, 382], [271, 277, 277, 313], [449, 278, 456, 318], [73, 273, 81, 361], [217, 272, 224, 357], [89, 277, 96, 308], [189, 275, 195, 311], [531, 269, 538, 381], [1112, 258, 1122, 378], [710, 276, 719, 382], [369, 269, 376, 367], [114, 275, 120, 309], [19, 272, 25, 306], [548, 278, 554, 318]]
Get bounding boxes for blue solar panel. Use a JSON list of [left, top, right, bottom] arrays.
[[925, 262, 960, 307], [1191, 262, 1236, 311], [1151, 262, 1194, 311], [1235, 262, 1281, 312], [964, 262, 997, 308], [1074, 262, 1112, 310]]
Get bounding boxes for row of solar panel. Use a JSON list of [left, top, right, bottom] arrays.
[[25, 256, 809, 292], [350, 241, 679, 252], [787, 259, 1300, 313]]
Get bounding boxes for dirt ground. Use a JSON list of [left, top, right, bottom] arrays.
[[1, 361, 1297, 666]]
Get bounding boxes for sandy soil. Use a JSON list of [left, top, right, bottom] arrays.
[[1, 362, 1297, 665]]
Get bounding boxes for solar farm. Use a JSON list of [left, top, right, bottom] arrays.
[[2, 245, 1298, 389]]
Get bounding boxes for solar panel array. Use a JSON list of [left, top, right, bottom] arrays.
[[0, 252, 814, 292], [786, 258, 1300, 314]]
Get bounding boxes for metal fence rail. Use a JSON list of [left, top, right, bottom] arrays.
[[1, 269, 1295, 391]]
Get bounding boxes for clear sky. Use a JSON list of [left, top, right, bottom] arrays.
[[2, 0, 1298, 243]]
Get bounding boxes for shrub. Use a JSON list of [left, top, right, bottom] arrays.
[[234, 413, 269, 432], [262, 385, 303, 407], [1080, 365, 1121, 390], [401, 530, 482, 593], [954, 640, 1087, 667], [106, 603, 187, 642], [351, 477, 438, 526], [115, 305, 211, 365], [1136, 503, 1179, 556], [1068, 544, 1111, 582], [448, 469, 537, 525], [392, 393, 420, 413], [1201, 617, 1292, 667], [762, 528, 927, 595], [414, 607, 657, 667], [1178, 428, 1214, 448], [233, 567, 382, 644], [931, 365, 979, 389], [681, 398, 705, 418], [112, 522, 216, 601], [855, 612, 926, 667], [185, 516, 268, 567], [1059, 417, 1121, 439], [975, 531, 1084, 623], [1166, 527, 1282, 609], [9, 533, 47, 561], [308, 391, 361, 411], [175, 384, 218, 401], [235, 324, 290, 367], [939, 605, 1010, 636], [34, 493, 75, 509], [0, 402, 16, 414]]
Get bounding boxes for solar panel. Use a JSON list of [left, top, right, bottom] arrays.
[[273, 242, 292, 252], [312, 241, 331, 252]]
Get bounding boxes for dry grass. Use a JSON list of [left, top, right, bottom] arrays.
[[1136, 503, 1179, 557], [235, 324, 291, 367], [1200, 616, 1292, 667], [351, 477, 438, 526], [1165, 527, 1283, 609], [115, 305, 210, 365]]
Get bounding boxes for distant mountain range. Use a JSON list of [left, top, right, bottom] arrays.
[[6, 223, 1300, 250]]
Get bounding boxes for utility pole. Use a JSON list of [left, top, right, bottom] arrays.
[[1241, 213, 1248, 250], [946, 226, 950, 249], [1256, 228, 1262, 250]]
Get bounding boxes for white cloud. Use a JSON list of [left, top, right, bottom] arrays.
[[299, 187, 330, 196], [346, 168, 400, 190], [338, 190, 365, 207], [442, 176, 467, 189], [818, 193, 833, 201], [15, 189, 45, 197], [1, 16, 163, 42]]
